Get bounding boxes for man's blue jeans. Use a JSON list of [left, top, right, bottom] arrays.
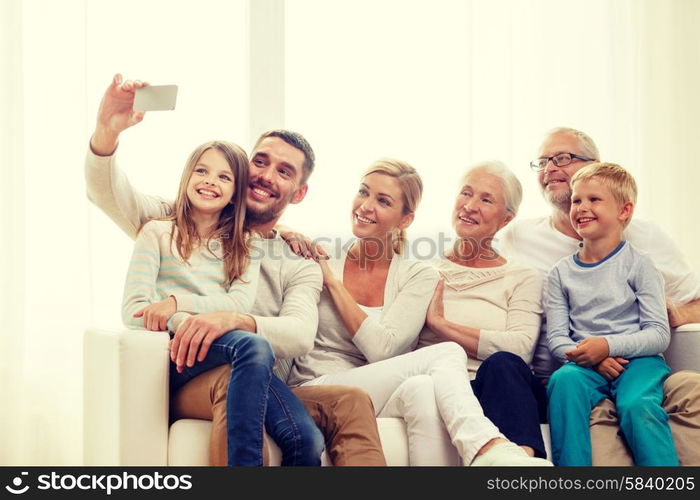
[[170, 330, 324, 466]]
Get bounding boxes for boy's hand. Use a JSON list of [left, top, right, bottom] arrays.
[[134, 296, 176, 331], [565, 337, 609, 366], [595, 356, 629, 381]]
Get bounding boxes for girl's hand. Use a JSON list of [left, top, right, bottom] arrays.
[[278, 225, 328, 261], [595, 357, 629, 381], [426, 279, 447, 335], [318, 258, 337, 287], [134, 296, 177, 331]]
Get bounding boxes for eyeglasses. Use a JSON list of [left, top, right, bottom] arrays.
[[529, 153, 595, 172]]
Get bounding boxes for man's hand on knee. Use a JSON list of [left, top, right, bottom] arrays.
[[171, 312, 241, 372]]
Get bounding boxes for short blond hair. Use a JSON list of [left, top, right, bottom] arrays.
[[362, 158, 423, 255], [571, 162, 637, 226]]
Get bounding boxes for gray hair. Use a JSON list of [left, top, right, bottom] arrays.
[[546, 127, 601, 161], [460, 160, 523, 216]]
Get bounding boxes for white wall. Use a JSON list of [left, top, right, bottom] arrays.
[[1, 0, 250, 465], [281, 0, 700, 270]]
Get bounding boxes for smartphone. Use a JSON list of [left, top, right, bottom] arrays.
[[133, 85, 178, 112]]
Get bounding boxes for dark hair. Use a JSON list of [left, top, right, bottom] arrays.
[[253, 129, 316, 184]]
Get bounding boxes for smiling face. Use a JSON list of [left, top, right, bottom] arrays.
[[185, 148, 235, 217], [453, 170, 513, 243], [569, 178, 631, 242], [245, 136, 308, 228], [351, 172, 413, 241], [536, 132, 596, 210]]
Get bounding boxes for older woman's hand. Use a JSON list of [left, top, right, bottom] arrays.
[[426, 278, 447, 335]]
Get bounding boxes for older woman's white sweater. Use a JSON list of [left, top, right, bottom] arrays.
[[417, 257, 543, 379]]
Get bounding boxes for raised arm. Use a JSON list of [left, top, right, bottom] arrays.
[[85, 74, 173, 238], [90, 74, 147, 155]]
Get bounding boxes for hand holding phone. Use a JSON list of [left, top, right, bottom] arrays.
[[133, 85, 178, 112], [92, 74, 152, 155]]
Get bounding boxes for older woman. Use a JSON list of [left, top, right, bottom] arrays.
[[419, 160, 548, 458], [286, 159, 551, 466]]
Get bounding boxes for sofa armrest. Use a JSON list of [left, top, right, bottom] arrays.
[[665, 323, 700, 373], [83, 327, 170, 465]]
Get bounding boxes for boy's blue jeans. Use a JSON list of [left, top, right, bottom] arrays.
[[547, 356, 678, 466], [170, 330, 324, 466]]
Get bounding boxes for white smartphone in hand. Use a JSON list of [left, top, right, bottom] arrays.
[[133, 85, 178, 111]]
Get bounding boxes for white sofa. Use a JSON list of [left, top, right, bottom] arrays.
[[83, 328, 412, 466], [83, 324, 700, 466]]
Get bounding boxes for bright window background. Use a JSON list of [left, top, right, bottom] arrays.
[[84, 0, 250, 329], [2, 0, 699, 465], [282, 0, 648, 252], [1, 0, 249, 465]]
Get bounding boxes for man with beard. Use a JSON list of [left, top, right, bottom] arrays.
[[497, 126, 700, 465], [85, 74, 386, 466]]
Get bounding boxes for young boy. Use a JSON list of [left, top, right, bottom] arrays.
[[544, 162, 678, 466]]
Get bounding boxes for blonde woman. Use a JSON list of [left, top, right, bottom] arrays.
[[285, 159, 551, 466]]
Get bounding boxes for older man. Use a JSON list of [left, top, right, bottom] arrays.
[[497, 126, 700, 465]]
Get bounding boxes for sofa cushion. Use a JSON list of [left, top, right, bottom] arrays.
[[168, 417, 411, 466]]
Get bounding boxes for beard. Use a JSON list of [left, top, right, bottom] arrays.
[[244, 189, 297, 227], [542, 185, 572, 212]]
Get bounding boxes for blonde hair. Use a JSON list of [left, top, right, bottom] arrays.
[[362, 158, 423, 255], [571, 162, 637, 227], [143, 140, 251, 285]]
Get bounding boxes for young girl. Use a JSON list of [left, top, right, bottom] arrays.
[[121, 140, 323, 466]]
